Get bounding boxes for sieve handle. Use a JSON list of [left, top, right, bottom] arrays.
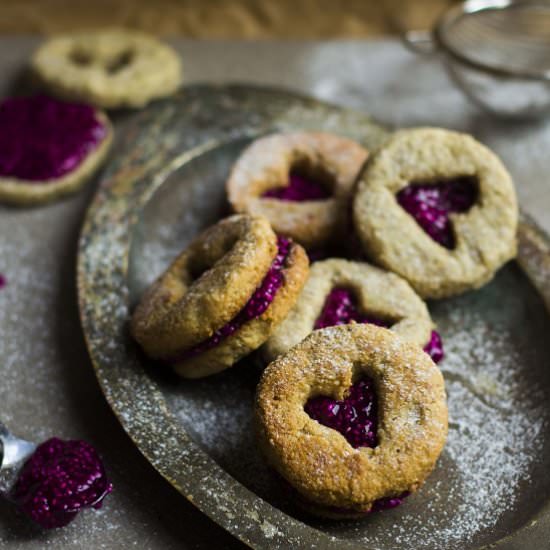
[[402, 30, 438, 56]]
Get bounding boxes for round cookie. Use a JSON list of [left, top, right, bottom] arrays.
[[131, 214, 309, 378], [226, 132, 369, 250], [0, 95, 113, 206], [256, 323, 448, 518], [263, 258, 434, 363], [353, 127, 518, 299], [32, 29, 182, 109]]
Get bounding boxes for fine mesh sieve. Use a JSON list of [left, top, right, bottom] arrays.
[[404, 0, 550, 118]]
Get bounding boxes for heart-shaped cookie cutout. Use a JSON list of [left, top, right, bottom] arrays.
[[396, 176, 478, 249]]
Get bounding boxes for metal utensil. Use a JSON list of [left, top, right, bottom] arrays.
[[403, 0, 550, 119], [0, 423, 36, 496]]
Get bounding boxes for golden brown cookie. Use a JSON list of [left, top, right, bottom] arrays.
[[131, 214, 309, 378], [256, 323, 448, 518], [0, 95, 113, 206], [263, 258, 434, 363], [32, 29, 182, 109], [226, 132, 369, 250], [353, 128, 518, 299]]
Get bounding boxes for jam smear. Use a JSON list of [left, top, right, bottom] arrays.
[[170, 236, 291, 362], [0, 95, 107, 182], [262, 172, 331, 202], [315, 287, 444, 363], [396, 177, 478, 249], [12, 437, 112, 529]]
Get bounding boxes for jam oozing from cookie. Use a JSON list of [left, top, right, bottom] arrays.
[[12, 437, 112, 529], [326, 492, 410, 515], [262, 172, 331, 201], [315, 288, 444, 363], [424, 329, 444, 363], [0, 95, 107, 182], [396, 177, 478, 249], [173, 236, 291, 361], [305, 377, 378, 449]]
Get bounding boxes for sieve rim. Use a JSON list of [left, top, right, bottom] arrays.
[[434, 0, 550, 82]]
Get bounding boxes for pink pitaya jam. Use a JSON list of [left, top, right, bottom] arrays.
[[12, 438, 112, 529], [305, 377, 378, 449], [305, 378, 409, 513], [0, 95, 107, 182], [327, 492, 410, 515], [262, 172, 331, 201], [314, 287, 388, 330], [314, 288, 444, 363], [424, 330, 444, 363], [169, 236, 291, 362], [396, 177, 478, 249]]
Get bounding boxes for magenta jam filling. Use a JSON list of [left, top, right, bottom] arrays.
[[262, 172, 331, 202], [314, 287, 444, 363], [304, 378, 409, 512], [0, 95, 107, 182], [168, 236, 291, 362], [396, 177, 478, 249], [305, 377, 378, 449], [12, 437, 112, 529]]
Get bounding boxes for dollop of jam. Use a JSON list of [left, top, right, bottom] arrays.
[[12, 437, 112, 529], [172, 236, 291, 361], [396, 177, 478, 249], [305, 377, 378, 448], [262, 172, 331, 202], [314, 287, 444, 363], [0, 95, 107, 182]]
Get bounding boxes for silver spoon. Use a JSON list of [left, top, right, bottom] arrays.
[[0, 422, 37, 497]]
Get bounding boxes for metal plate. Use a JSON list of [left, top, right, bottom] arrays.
[[77, 85, 550, 550]]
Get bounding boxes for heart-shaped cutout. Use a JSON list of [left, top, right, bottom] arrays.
[[305, 377, 378, 449], [314, 287, 390, 330], [262, 172, 331, 202], [396, 176, 478, 249]]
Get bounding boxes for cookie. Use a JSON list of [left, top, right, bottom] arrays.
[[226, 132, 369, 250], [131, 214, 309, 378], [353, 128, 518, 299], [256, 323, 448, 518], [0, 95, 113, 206], [32, 29, 182, 109], [263, 259, 443, 364]]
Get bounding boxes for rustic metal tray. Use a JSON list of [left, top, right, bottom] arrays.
[[77, 84, 550, 550]]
